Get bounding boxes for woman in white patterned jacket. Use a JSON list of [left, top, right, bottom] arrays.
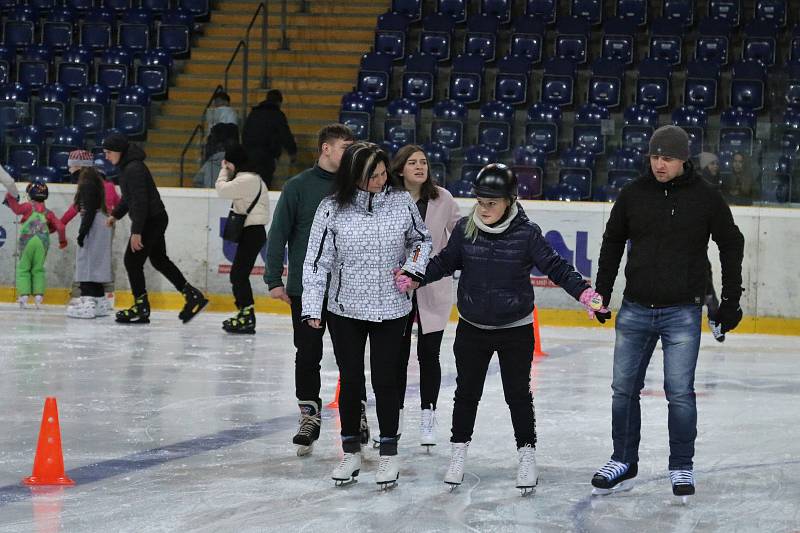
[[302, 142, 432, 488]]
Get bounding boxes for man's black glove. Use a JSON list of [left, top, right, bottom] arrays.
[[716, 296, 742, 334], [595, 292, 612, 324], [77, 234, 85, 247]]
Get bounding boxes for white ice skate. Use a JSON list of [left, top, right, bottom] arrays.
[[591, 460, 637, 496], [34, 295, 43, 309], [18, 295, 28, 309], [94, 296, 113, 317], [375, 455, 399, 489], [332, 452, 361, 486], [420, 408, 436, 449], [444, 442, 469, 490], [516, 445, 538, 496], [66, 297, 98, 319], [670, 469, 695, 505]]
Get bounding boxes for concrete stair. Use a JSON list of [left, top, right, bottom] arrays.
[[146, 0, 388, 187]]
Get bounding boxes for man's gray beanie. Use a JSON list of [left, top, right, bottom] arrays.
[[648, 125, 690, 161]]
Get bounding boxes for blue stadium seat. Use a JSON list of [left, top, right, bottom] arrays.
[[601, 16, 636, 64], [755, 0, 786, 28], [708, 0, 740, 27], [663, 0, 693, 27], [430, 99, 468, 150], [66, 0, 93, 13], [481, 0, 511, 24], [119, 10, 153, 54], [572, 0, 602, 25], [57, 45, 92, 92], [10, 5, 38, 22], [3, 20, 35, 49], [511, 145, 545, 198], [695, 17, 731, 65], [617, 0, 648, 26], [179, 0, 210, 21], [28, 166, 62, 184], [158, 11, 191, 59], [588, 57, 625, 109], [557, 146, 595, 200], [136, 49, 172, 100], [31, 0, 58, 14], [357, 52, 393, 102], [379, 140, 403, 159], [541, 57, 576, 107], [142, 0, 170, 15], [102, 0, 131, 14], [0, 46, 12, 86], [437, 0, 467, 23], [636, 57, 671, 108], [421, 141, 450, 185], [477, 100, 514, 152], [97, 46, 133, 93], [34, 83, 69, 132], [374, 11, 410, 61], [465, 14, 500, 63], [494, 54, 531, 105], [463, 144, 498, 176], [80, 19, 112, 53], [719, 107, 757, 154], [419, 14, 455, 62], [7, 125, 44, 173], [42, 13, 74, 52], [50, 125, 84, 177], [573, 103, 610, 154], [401, 53, 437, 104], [790, 25, 800, 63], [742, 20, 778, 67], [0, 83, 30, 132], [338, 92, 374, 140], [18, 46, 53, 92], [384, 97, 419, 144], [786, 62, 800, 109], [607, 147, 644, 186], [114, 85, 150, 139], [671, 105, 707, 156], [509, 15, 544, 64], [524, 101, 561, 154], [449, 53, 485, 104], [525, 0, 556, 25], [555, 16, 590, 64], [448, 178, 476, 197], [72, 84, 109, 134], [622, 103, 659, 151], [684, 59, 720, 110], [730, 59, 766, 111], [392, 0, 422, 22], [649, 18, 682, 66]]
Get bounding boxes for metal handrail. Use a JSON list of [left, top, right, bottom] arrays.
[[244, 2, 268, 87], [179, 124, 203, 187], [224, 39, 248, 117]]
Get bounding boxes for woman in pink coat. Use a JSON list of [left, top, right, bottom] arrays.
[[390, 144, 461, 447]]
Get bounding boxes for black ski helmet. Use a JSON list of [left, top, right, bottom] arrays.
[[26, 179, 48, 202], [472, 163, 517, 199]]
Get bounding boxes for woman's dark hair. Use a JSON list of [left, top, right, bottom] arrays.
[[74, 167, 107, 214], [224, 142, 257, 177], [332, 142, 392, 206], [390, 144, 439, 202]]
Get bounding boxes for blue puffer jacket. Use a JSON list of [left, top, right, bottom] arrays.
[[423, 205, 589, 326]]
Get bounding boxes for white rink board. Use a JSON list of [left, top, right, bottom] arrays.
[[0, 185, 798, 318]]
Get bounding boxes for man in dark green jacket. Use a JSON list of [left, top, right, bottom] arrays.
[[264, 124, 361, 456]]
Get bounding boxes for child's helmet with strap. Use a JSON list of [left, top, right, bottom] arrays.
[[26, 179, 49, 202]]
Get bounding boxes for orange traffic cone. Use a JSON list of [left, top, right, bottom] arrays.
[[23, 397, 75, 486], [327, 376, 341, 409], [533, 306, 548, 358]]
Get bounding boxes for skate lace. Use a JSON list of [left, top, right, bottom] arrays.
[[596, 460, 628, 481], [447, 445, 467, 477], [669, 470, 694, 486], [296, 413, 320, 438], [336, 453, 357, 472], [377, 456, 392, 476], [421, 409, 436, 434], [518, 445, 535, 479]]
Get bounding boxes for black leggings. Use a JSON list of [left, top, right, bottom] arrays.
[[328, 312, 407, 455], [398, 294, 444, 410], [451, 319, 537, 449], [230, 224, 266, 308], [124, 211, 187, 298]]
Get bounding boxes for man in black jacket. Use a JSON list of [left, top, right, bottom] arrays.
[[589, 126, 745, 501], [241, 89, 297, 187], [104, 133, 208, 324]]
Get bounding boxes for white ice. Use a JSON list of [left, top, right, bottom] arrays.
[[0, 304, 798, 532]]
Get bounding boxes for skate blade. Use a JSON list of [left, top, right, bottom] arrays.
[[333, 471, 359, 486], [296, 444, 313, 457], [115, 318, 150, 324], [519, 486, 536, 497], [180, 298, 209, 323], [444, 479, 462, 491], [377, 478, 398, 490], [372, 441, 380, 449], [672, 495, 691, 506], [591, 479, 635, 496]]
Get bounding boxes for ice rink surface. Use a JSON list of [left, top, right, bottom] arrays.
[[0, 304, 798, 533]]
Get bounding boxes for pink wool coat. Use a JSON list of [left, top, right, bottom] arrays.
[[416, 186, 462, 333]]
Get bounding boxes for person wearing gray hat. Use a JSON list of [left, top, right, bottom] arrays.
[[589, 124, 745, 502]]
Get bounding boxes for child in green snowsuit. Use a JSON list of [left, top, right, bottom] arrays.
[[4, 181, 67, 308]]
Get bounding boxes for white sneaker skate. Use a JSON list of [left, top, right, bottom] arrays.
[[93, 296, 113, 317], [375, 455, 399, 489], [517, 444, 538, 496], [332, 452, 361, 486], [33, 295, 43, 309], [18, 295, 28, 309], [444, 442, 469, 489], [420, 408, 436, 448], [66, 297, 98, 319]]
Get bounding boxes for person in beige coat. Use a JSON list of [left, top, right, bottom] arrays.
[[390, 144, 461, 447], [216, 143, 270, 333]]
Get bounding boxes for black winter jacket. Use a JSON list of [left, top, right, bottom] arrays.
[[423, 206, 590, 327], [595, 165, 744, 307], [241, 101, 297, 184], [110, 144, 166, 234]]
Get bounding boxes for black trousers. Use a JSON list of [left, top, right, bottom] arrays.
[[289, 297, 367, 405], [230, 225, 266, 308], [124, 211, 186, 298], [80, 282, 104, 297], [398, 294, 444, 410], [328, 312, 407, 455], [451, 319, 537, 449]]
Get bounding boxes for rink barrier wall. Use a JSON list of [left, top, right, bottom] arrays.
[[1, 185, 799, 335]]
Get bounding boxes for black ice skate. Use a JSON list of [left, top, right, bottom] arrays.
[[115, 294, 150, 324], [591, 460, 638, 495], [293, 400, 321, 456], [222, 305, 255, 334], [670, 469, 695, 505], [178, 283, 208, 323], [359, 400, 370, 445]]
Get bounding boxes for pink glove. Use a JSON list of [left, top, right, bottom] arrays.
[[579, 288, 609, 320], [395, 274, 413, 292]]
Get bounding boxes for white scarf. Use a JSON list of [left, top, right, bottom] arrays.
[[472, 201, 518, 234]]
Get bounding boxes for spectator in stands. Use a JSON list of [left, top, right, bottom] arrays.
[[698, 152, 721, 188], [242, 89, 298, 188], [194, 138, 229, 188], [723, 152, 756, 205], [204, 91, 239, 161]]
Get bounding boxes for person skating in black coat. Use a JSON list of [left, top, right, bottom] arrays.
[[104, 133, 208, 324], [241, 89, 297, 187]]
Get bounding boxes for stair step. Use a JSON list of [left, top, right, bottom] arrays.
[[218, 1, 388, 15], [172, 73, 353, 92], [166, 87, 346, 105], [195, 37, 371, 53], [186, 47, 362, 66], [203, 25, 373, 41], [159, 101, 335, 119], [211, 12, 377, 26]]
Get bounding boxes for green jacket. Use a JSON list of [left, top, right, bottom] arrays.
[[264, 164, 335, 296]]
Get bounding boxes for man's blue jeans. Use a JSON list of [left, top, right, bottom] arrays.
[[611, 299, 702, 470]]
